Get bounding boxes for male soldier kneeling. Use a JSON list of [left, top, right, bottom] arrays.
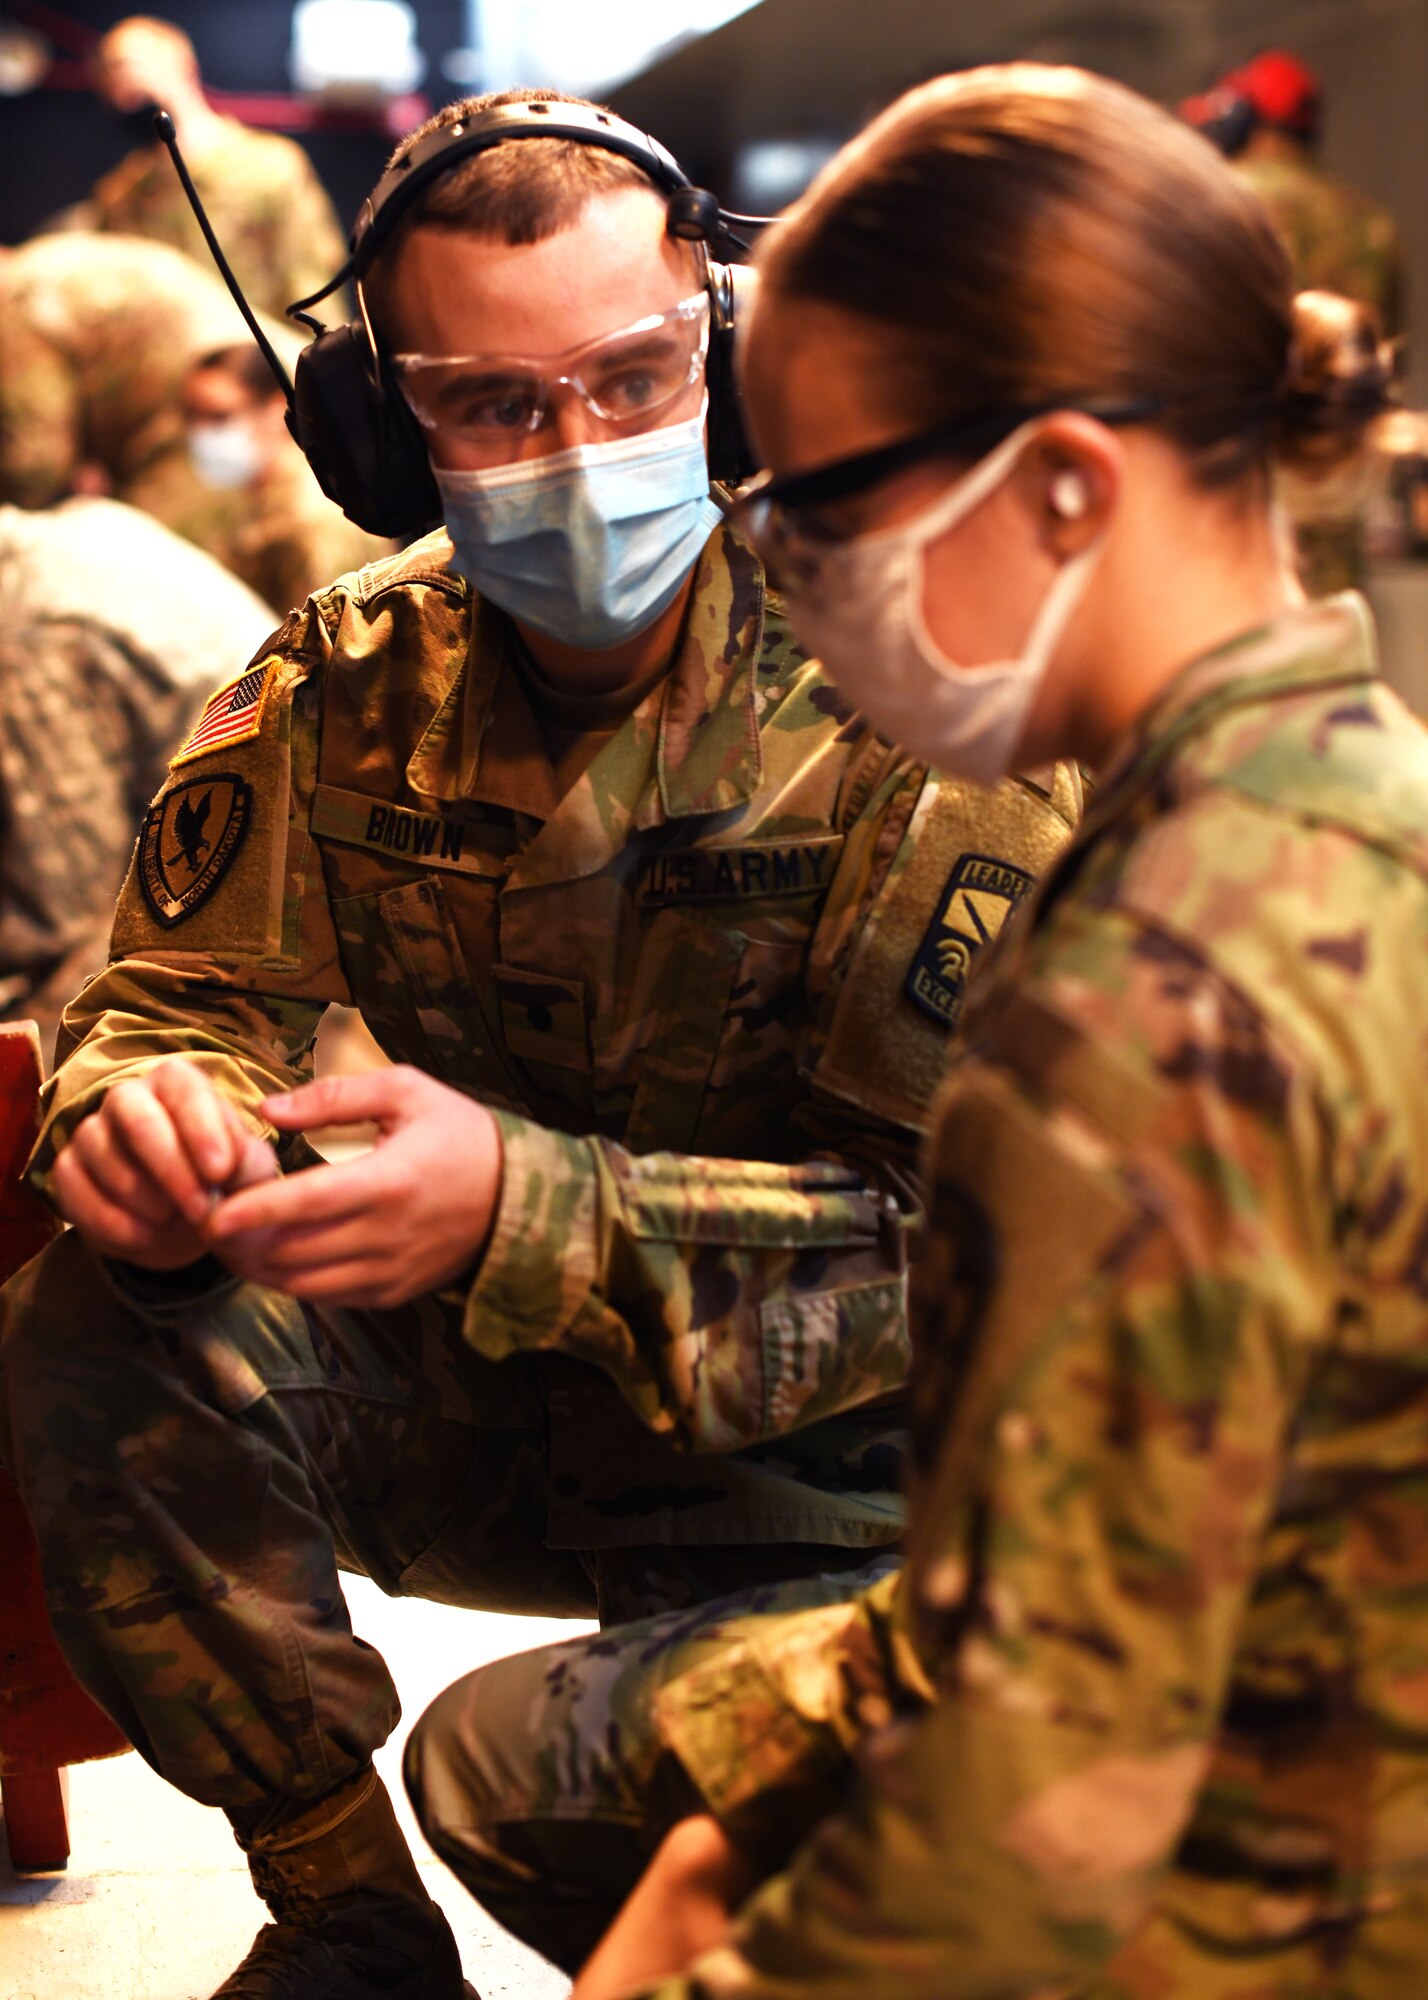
[[0, 87, 1080, 2000]]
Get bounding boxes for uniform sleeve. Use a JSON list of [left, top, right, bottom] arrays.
[[639, 903, 1335, 1999], [461, 758, 1082, 1453], [26, 603, 351, 1199]]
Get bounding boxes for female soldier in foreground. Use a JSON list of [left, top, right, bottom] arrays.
[[415, 61, 1426, 1999]]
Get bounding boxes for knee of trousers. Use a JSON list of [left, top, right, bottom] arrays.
[[402, 1656, 574, 1895], [6, 1216, 184, 1365], [403, 1653, 691, 1974], [1, 1229, 273, 1507], [403, 1673, 501, 1867], [403, 1627, 681, 1867], [1, 1228, 127, 1435], [3, 1231, 156, 1504]]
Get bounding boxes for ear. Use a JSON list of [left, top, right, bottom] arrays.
[[1019, 412, 1124, 559]]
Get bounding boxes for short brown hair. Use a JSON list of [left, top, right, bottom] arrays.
[[758, 64, 1392, 489], [365, 86, 667, 325]]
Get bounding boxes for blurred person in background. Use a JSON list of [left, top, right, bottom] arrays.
[[90, 13, 349, 319], [0, 497, 274, 1057], [0, 231, 294, 511], [405, 63, 1423, 2000], [0, 81, 1081, 2000], [126, 344, 393, 616], [1205, 48, 1403, 338], [1184, 47, 1404, 594], [0, 237, 377, 615]]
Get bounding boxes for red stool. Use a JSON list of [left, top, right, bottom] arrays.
[[0, 1021, 130, 1870]]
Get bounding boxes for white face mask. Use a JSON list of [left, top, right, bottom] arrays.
[[776, 420, 1104, 785], [186, 415, 264, 491]]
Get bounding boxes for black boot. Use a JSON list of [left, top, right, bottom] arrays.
[[211, 1767, 477, 1999]]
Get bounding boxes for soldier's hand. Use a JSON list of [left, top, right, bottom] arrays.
[[51, 1058, 277, 1269], [571, 1814, 755, 2000], [203, 1065, 503, 1308]]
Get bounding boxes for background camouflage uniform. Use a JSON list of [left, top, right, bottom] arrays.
[[1235, 151, 1405, 595], [544, 593, 1428, 1999], [0, 525, 1079, 1833], [0, 232, 382, 612], [0, 497, 276, 1055], [0, 232, 303, 507], [92, 117, 351, 321], [124, 433, 393, 619], [1235, 153, 1404, 337]]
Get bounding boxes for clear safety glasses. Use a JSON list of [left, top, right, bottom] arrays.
[[391, 292, 711, 464]]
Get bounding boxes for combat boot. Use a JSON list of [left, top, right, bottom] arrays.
[[211, 1765, 478, 1999]]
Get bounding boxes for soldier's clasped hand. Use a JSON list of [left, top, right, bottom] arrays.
[[51, 1056, 278, 1269], [203, 1065, 504, 1309]]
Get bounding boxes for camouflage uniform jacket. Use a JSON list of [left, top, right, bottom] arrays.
[[0, 233, 302, 509], [648, 595, 1428, 1995], [92, 120, 350, 321], [30, 524, 1079, 1553], [1234, 153, 1405, 337]]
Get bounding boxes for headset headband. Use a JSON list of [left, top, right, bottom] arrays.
[[350, 102, 690, 279]]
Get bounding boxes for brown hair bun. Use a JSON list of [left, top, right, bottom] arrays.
[[1275, 290, 1396, 476]]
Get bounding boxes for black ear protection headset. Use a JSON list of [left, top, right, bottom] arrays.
[[157, 102, 768, 541]]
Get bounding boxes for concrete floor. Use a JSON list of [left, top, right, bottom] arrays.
[[0, 1581, 595, 2000]]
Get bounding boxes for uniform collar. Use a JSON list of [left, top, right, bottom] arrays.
[[971, 594, 1382, 1007], [403, 519, 766, 827], [1093, 591, 1378, 811]]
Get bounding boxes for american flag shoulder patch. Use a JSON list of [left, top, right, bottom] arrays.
[[171, 657, 279, 768]]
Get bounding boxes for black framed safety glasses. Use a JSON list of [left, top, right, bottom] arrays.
[[738, 395, 1166, 521]]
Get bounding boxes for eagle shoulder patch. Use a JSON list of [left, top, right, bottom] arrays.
[[906, 852, 1034, 1027], [138, 773, 252, 927]]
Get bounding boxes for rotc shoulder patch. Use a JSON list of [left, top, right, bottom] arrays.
[[906, 852, 1034, 1028], [170, 658, 277, 768], [138, 773, 252, 927]]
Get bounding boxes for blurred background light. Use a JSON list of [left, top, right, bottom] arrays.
[[290, 0, 426, 102], [0, 16, 47, 96], [732, 135, 838, 210], [461, 0, 763, 96]]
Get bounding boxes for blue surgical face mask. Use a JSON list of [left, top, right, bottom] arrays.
[[432, 403, 724, 651]]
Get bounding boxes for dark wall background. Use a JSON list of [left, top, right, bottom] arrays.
[[0, 0, 468, 250]]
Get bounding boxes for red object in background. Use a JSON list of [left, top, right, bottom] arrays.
[[1230, 49, 1322, 137], [1184, 48, 1322, 144], [207, 86, 432, 140], [0, 1022, 130, 1873]]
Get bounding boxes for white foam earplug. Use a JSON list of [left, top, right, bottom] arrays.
[[1049, 468, 1090, 520]]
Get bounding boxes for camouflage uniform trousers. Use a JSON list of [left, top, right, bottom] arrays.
[[0, 1227, 888, 1827], [403, 1556, 898, 1974]]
